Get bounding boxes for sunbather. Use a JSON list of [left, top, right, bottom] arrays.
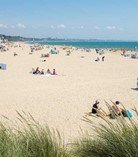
[[88, 100, 105, 116], [33, 67, 40, 74], [108, 101, 133, 119], [111, 101, 123, 116]]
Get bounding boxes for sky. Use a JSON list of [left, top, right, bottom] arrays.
[[0, 0, 138, 40]]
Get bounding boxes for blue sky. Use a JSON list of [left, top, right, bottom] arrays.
[[0, 0, 138, 40]]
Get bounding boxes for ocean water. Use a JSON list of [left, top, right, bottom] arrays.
[[39, 41, 138, 50]]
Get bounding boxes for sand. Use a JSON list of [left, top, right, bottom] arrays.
[[0, 42, 138, 142]]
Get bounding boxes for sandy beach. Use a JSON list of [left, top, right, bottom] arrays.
[[0, 42, 138, 142]]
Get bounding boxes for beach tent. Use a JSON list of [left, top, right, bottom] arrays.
[[0, 63, 7, 70]]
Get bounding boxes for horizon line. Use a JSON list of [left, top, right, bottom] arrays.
[[1, 34, 138, 42]]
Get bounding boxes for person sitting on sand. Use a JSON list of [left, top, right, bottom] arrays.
[[33, 67, 40, 74], [88, 100, 106, 116], [52, 69, 57, 75], [111, 101, 123, 116], [14, 52, 18, 56], [91, 100, 100, 114], [111, 101, 133, 118], [66, 50, 71, 56], [87, 100, 107, 116], [47, 69, 51, 74], [40, 69, 44, 75], [95, 57, 100, 62]]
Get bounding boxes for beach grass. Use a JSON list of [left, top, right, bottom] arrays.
[[0, 105, 138, 157], [0, 112, 68, 157]]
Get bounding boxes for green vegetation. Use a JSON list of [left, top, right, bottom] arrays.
[[0, 112, 67, 157], [0, 105, 138, 157]]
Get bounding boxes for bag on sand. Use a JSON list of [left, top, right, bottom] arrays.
[[109, 114, 116, 119], [122, 110, 133, 118]]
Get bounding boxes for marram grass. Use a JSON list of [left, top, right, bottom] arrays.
[[0, 103, 138, 157], [0, 112, 68, 157]]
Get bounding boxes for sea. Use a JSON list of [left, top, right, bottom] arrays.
[[38, 41, 138, 50]]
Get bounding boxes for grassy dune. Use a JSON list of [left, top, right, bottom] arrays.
[[0, 106, 138, 157]]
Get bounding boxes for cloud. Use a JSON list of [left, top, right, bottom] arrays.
[[57, 24, 66, 28], [106, 26, 116, 30], [0, 24, 8, 28], [17, 23, 26, 28]]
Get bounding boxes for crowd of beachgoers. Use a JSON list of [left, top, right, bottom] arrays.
[[87, 100, 134, 119], [31, 67, 57, 75]]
